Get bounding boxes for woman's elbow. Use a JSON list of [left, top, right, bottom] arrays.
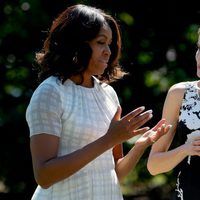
[[33, 169, 54, 189], [147, 160, 160, 176], [34, 175, 52, 189]]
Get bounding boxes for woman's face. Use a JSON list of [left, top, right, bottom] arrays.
[[85, 24, 112, 76], [196, 35, 200, 78]]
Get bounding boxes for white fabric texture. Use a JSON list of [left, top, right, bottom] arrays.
[[26, 76, 123, 200]]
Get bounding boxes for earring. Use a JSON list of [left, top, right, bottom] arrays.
[[72, 52, 78, 64]]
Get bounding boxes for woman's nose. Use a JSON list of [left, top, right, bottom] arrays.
[[104, 45, 111, 56]]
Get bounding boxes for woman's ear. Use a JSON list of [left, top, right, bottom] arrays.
[[74, 43, 92, 68]]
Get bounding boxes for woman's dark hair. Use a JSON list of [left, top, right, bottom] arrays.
[[34, 4, 127, 84]]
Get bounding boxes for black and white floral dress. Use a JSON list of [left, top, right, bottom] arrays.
[[175, 81, 200, 200]]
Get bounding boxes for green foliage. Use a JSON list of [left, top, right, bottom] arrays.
[[119, 12, 135, 26]]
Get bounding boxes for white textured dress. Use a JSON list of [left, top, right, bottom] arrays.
[[26, 76, 123, 200]]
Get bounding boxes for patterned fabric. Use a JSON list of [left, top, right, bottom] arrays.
[[26, 76, 123, 200], [175, 81, 200, 200]]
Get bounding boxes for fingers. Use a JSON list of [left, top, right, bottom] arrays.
[[133, 127, 150, 136], [122, 106, 145, 121], [110, 106, 172, 145], [121, 106, 153, 126], [152, 120, 172, 138], [150, 123, 172, 144], [128, 109, 153, 130], [187, 142, 200, 156], [193, 136, 200, 142], [164, 124, 172, 133], [119, 106, 153, 138], [151, 119, 166, 131], [158, 124, 172, 136]]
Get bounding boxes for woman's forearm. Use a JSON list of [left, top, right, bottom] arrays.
[[115, 145, 145, 180], [147, 145, 187, 175], [33, 134, 114, 189]]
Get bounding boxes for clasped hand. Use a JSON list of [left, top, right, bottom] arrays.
[[184, 137, 200, 157]]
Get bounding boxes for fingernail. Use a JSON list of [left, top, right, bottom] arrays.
[[149, 114, 153, 118], [147, 109, 153, 113], [140, 106, 145, 110]]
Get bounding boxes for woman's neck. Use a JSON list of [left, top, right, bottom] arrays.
[[69, 75, 94, 88]]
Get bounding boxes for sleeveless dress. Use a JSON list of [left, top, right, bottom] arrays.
[[175, 81, 200, 200], [26, 76, 123, 200]]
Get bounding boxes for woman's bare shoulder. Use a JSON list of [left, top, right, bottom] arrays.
[[165, 81, 190, 101], [168, 81, 189, 93]]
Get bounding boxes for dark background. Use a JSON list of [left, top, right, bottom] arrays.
[[0, 0, 199, 199]]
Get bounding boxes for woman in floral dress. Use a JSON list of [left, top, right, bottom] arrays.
[[147, 28, 200, 200]]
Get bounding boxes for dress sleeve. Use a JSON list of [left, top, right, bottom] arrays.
[[26, 83, 63, 137], [108, 85, 120, 107]]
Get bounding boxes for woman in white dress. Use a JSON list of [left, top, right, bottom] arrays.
[[26, 4, 171, 200]]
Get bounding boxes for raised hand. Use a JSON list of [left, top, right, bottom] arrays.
[[135, 119, 172, 148], [106, 106, 153, 145]]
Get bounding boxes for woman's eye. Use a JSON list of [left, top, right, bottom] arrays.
[[97, 41, 111, 46], [98, 41, 105, 45]]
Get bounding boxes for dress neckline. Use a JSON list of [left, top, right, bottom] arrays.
[[65, 76, 100, 91]]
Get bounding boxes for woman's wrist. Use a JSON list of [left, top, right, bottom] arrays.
[[133, 142, 146, 154]]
